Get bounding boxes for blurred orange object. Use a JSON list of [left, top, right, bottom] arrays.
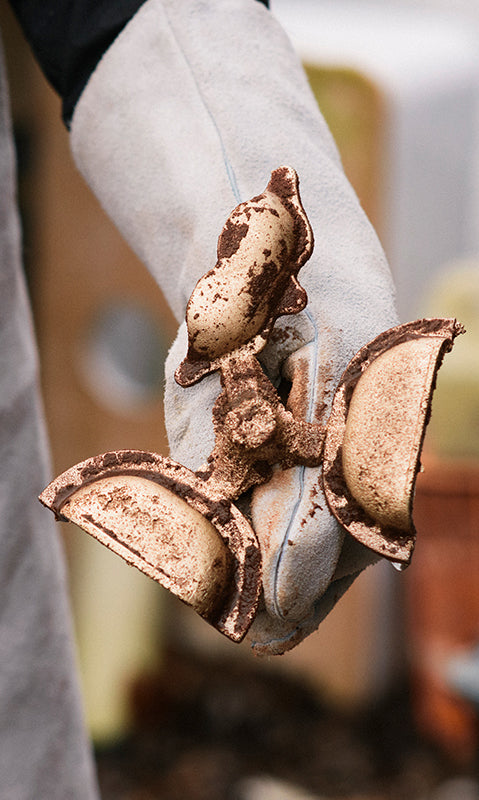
[[407, 458, 479, 763]]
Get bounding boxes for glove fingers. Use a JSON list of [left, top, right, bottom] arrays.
[[247, 570, 360, 656], [332, 533, 381, 581], [165, 324, 348, 626], [253, 464, 345, 623], [252, 338, 344, 623]]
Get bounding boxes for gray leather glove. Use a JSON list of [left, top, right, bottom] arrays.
[[0, 52, 99, 799], [70, 0, 398, 653]]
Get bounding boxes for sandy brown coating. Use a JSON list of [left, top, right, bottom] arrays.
[[39, 162, 465, 649], [39, 450, 261, 642], [175, 166, 313, 388], [322, 318, 465, 564], [198, 353, 325, 504], [39, 167, 318, 646]]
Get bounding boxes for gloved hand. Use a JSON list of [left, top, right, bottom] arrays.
[[70, 0, 398, 653]]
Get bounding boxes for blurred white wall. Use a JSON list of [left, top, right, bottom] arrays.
[[272, 0, 479, 321]]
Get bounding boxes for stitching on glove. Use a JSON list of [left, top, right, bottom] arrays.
[[271, 306, 320, 617], [252, 572, 358, 653], [253, 624, 302, 651], [272, 467, 306, 618], [162, 1, 242, 205]]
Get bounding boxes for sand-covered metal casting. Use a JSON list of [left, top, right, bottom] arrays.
[[39, 166, 464, 642], [323, 318, 464, 565]]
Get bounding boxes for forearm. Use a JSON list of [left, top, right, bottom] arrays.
[[8, 0, 269, 125]]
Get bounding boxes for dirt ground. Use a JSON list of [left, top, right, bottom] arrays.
[[94, 647, 478, 800]]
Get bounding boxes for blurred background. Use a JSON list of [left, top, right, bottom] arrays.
[[1, 1, 479, 797]]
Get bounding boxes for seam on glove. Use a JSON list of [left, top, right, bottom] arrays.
[[251, 572, 359, 654], [272, 306, 320, 618], [253, 624, 302, 651], [272, 467, 306, 618], [162, 1, 242, 206]]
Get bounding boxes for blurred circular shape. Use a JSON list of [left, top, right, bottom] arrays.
[[78, 300, 169, 414]]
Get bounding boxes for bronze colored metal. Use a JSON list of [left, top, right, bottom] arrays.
[[40, 165, 464, 642], [323, 318, 465, 565], [40, 450, 260, 641], [40, 167, 320, 642]]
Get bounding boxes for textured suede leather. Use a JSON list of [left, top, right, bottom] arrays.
[[71, 0, 398, 653], [0, 43, 99, 799]]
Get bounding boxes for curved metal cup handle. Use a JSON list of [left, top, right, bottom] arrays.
[[323, 318, 464, 566]]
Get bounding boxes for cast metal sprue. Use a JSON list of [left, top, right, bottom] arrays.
[[40, 167, 463, 642]]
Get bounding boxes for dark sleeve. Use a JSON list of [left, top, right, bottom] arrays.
[[8, 0, 269, 128]]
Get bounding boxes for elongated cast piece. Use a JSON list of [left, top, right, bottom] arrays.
[[176, 166, 313, 387]]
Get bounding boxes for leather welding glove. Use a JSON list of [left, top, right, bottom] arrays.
[[70, 0, 398, 654]]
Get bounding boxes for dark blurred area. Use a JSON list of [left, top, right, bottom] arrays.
[[95, 646, 477, 800]]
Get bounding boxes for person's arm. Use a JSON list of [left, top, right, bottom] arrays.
[[65, 0, 398, 652], [8, 0, 268, 125], [10, 0, 396, 654]]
